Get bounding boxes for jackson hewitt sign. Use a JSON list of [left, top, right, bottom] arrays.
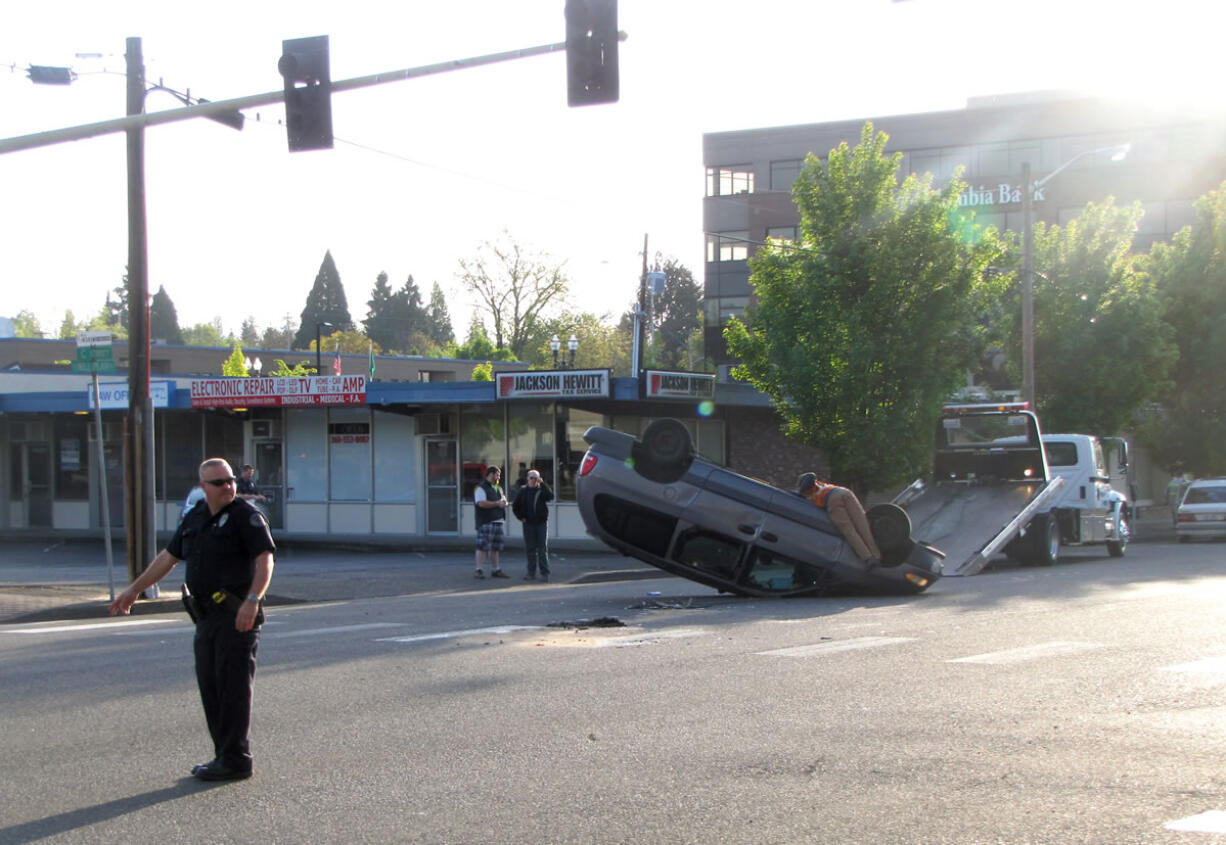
[[496, 370, 611, 399]]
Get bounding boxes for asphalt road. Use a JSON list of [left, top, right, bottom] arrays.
[[3, 536, 1225, 844]]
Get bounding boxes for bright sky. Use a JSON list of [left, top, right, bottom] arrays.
[[2, 0, 1222, 341]]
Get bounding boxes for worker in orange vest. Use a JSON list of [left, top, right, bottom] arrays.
[[797, 472, 882, 568]]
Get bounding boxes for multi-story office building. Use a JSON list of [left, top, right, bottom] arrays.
[[702, 93, 1226, 363]]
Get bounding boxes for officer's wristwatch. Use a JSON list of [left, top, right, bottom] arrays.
[[246, 593, 262, 603]]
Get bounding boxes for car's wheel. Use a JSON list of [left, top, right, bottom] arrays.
[[1106, 510, 1129, 558], [1027, 513, 1059, 566], [867, 503, 913, 564], [641, 418, 692, 466]]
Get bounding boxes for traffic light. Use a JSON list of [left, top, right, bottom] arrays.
[[277, 35, 333, 152], [565, 0, 618, 107], [26, 65, 75, 85]]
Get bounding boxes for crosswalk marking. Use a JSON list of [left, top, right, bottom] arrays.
[[1166, 810, 1226, 833], [376, 625, 543, 644], [1162, 655, 1226, 674], [756, 636, 915, 657], [948, 641, 1102, 665], [274, 622, 406, 639], [592, 627, 707, 648], [3, 618, 177, 635]]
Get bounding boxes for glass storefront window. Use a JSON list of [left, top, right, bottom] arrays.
[[373, 410, 415, 502], [286, 409, 326, 502], [328, 407, 372, 501], [161, 412, 202, 503], [506, 402, 555, 497], [556, 408, 605, 501], [54, 416, 89, 499], [460, 404, 506, 500]]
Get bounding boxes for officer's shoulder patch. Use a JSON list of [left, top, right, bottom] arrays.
[[251, 512, 268, 528]]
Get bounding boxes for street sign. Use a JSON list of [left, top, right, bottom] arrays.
[[72, 344, 116, 372], [76, 330, 113, 347]]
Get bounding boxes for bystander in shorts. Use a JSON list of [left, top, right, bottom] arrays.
[[476, 522, 505, 551]]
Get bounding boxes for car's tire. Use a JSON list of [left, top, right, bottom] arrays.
[[867, 503, 913, 564], [1106, 509, 1129, 558], [1027, 513, 1060, 566], [641, 418, 692, 466]]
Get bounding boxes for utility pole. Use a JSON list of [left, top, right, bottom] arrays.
[[637, 233, 648, 374], [125, 37, 156, 586]]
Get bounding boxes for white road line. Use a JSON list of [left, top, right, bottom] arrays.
[[2, 618, 178, 635], [1162, 655, 1226, 674], [592, 627, 708, 648], [376, 625, 543, 644], [1166, 810, 1226, 833], [273, 622, 407, 639], [756, 636, 915, 657], [948, 641, 1102, 665]]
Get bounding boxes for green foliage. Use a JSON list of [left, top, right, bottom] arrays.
[[451, 319, 517, 363], [471, 361, 494, 381], [181, 319, 227, 347], [149, 286, 184, 345], [239, 317, 260, 346], [725, 123, 1004, 493], [458, 231, 568, 360], [537, 311, 630, 373], [425, 282, 455, 347], [647, 254, 703, 370], [364, 272, 432, 354], [222, 343, 249, 377], [1142, 182, 1226, 474], [293, 250, 354, 349], [11, 309, 43, 338], [58, 310, 79, 339], [997, 200, 1174, 435], [268, 358, 316, 377]]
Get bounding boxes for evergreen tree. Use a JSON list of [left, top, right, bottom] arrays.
[[105, 281, 129, 331], [149, 285, 184, 345], [58, 310, 80, 339], [293, 250, 354, 349], [425, 282, 455, 346], [239, 316, 261, 346], [222, 342, 249, 376], [261, 315, 297, 350], [399, 275, 428, 344], [363, 272, 400, 351]]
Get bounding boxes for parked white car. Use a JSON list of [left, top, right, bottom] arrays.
[[1176, 478, 1226, 542]]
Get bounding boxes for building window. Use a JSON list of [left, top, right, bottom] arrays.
[[769, 159, 803, 192], [766, 226, 797, 243], [706, 232, 749, 263], [909, 146, 971, 180], [286, 409, 326, 502], [373, 410, 415, 502], [555, 407, 605, 502], [328, 407, 372, 501], [506, 402, 555, 496], [705, 296, 749, 324], [459, 404, 506, 501], [706, 166, 754, 197], [54, 416, 89, 500]]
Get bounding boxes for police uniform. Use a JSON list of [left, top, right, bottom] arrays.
[[170, 496, 275, 775]]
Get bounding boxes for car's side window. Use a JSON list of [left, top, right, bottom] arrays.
[[744, 549, 829, 593], [672, 529, 743, 580], [593, 494, 676, 557]]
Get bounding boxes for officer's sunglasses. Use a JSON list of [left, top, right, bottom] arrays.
[[203, 477, 237, 487]]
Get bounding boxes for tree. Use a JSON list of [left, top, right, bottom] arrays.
[[104, 283, 129, 332], [425, 282, 455, 347], [458, 232, 568, 360], [1142, 182, 1226, 474], [363, 272, 400, 352], [149, 285, 184, 345], [539, 311, 629, 373], [647, 254, 702, 370], [724, 123, 1005, 494], [268, 358, 316, 377], [11, 309, 43, 338], [260, 315, 297, 350], [222, 343, 249, 376], [239, 317, 261, 347], [293, 250, 354, 349], [182, 319, 227, 347], [58, 310, 81, 339], [451, 318, 516, 362], [998, 200, 1174, 435]]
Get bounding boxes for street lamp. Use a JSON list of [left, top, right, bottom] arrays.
[[1020, 143, 1130, 405], [315, 321, 334, 373], [550, 334, 579, 369]]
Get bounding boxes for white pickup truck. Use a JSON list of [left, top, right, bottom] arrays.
[[894, 404, 1131, 575]]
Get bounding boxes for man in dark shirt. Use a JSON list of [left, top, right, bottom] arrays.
[[110, 458, 275, 781], [235, 463, 265, 504]]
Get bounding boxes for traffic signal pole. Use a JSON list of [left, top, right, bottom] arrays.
[[0, 37, 625, 154]]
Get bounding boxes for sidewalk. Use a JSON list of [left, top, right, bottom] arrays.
[[0, 538, 663, 626]]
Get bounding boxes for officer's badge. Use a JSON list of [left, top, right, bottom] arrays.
[[218, 514, 229, 528]]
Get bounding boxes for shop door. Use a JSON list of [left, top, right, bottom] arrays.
[[425, 438, 458, 533], [10, 443, 52, 527], [253, 441, 283, 530]]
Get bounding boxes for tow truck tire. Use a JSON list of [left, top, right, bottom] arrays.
[[1106, 510, 1130, 558], [1028, 513, 1059, 566]]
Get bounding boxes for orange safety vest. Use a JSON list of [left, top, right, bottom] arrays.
[[803, 481, 839, 508]]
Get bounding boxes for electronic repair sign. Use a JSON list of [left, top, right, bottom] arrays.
[[190, 376, 366, 408]]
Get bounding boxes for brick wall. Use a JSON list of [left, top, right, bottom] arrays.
[[723, 407, 828, 491]]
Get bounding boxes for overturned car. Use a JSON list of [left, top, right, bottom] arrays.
[[576, 419, 944, 597]]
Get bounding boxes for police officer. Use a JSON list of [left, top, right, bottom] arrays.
[[110, 458, 275, 782]]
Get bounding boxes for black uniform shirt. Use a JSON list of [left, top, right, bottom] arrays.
[[169, 498, 276, 597]]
